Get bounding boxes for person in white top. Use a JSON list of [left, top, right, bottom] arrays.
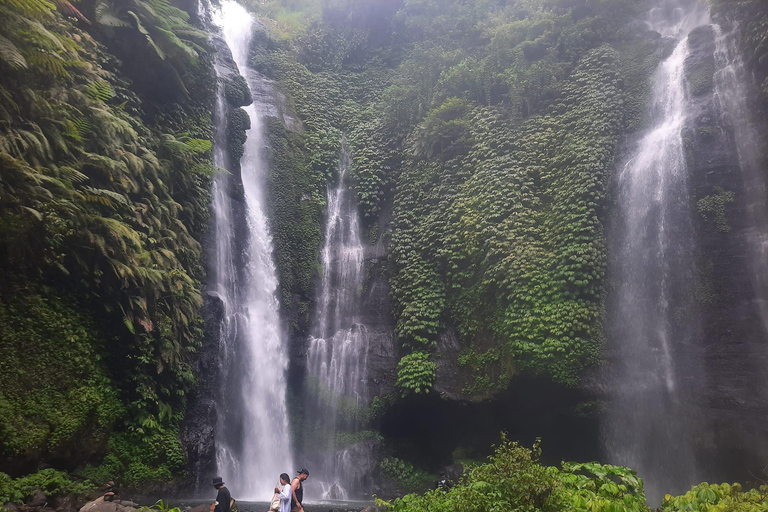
[[274, 473, 292, 512]]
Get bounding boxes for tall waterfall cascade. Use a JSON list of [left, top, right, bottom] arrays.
[[605, 0, 768, 503], [604, 0, 708, 503], [210, 1, 293, 498], [304, 142, 371, 500]]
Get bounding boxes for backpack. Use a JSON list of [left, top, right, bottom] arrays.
[[230, 498, 238, 512]]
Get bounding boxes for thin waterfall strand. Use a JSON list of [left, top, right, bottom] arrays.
[[305, 143, 370, 500]]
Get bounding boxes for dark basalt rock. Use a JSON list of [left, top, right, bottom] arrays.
[[680, 20, 768, 484], [180, 292, 224, 495], [210, 34, 253, 110], [226, 108, 251, 163]]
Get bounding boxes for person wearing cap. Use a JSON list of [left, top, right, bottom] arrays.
[[210, 477, 231, 512], [290, 468, 309, 512]]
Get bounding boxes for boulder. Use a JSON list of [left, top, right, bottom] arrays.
[[28, 491, 47, 508], [53, 494, 80, 512], [78, 497, 139, 512]]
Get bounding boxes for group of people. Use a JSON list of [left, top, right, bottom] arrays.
[[210, 469, 310, 512]]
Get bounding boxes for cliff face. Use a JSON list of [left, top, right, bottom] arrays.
[[183, 0, 768, 497], [682, 20, 768, 481]]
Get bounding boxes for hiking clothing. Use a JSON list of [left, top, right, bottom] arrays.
[[214, 486, 231, 512]]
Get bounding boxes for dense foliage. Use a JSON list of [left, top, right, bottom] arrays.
[[0, 0, 213, 486], [377, 435, 768, 512], [250, 0, 652, 396]]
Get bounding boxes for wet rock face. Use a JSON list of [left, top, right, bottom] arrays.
[[683, 21, 768, 483], [362, 243, 398, 399], [181, 292, 224, 494]]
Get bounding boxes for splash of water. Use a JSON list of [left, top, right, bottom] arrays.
[[211, 1, 293, 499]]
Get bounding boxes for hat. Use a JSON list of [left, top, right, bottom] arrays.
[[297, 468, 310, 476], [212, 476, 224, 486]]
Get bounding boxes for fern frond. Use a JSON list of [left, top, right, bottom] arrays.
[[94, 0, 129, 27], [25, 50, 69, 77], [0, 0, 55, 18], [155, 26, 197, 64], [169, 25, 208, 43], [81, 185, 129, 205], [94, 215, 142, 249], [86, 79, 114, 101], [126, 10, 165, 60], [0, 35, 28, 69], [58, 166, 89, 183], [21, 18, 66, 50]]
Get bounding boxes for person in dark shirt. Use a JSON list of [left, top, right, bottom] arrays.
[[435, 472, 452, 491], [210, 476, 231, 512], [290, 469, 309, 512]]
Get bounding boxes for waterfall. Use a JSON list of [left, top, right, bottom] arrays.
[[210, 1, 293, 499], [713, 26, 768, 335], [604, 0, 708, 503], [304, 142, 371, 500]]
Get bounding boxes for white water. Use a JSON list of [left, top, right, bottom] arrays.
[[305, 143, 370, 500], [605, 0, 708, 503], [211, 1, 293, 499]]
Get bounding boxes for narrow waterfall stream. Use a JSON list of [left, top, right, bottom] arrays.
[[304, 142, 371, 500], [211, 1, 293, 498], [604, 0, 709, 503]]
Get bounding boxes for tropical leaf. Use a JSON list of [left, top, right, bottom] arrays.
[[0, 0, 55, 18], [58, 166, 89, 183], [126, 10, 165, 60], [86, 80, 114, 102], [0, 35, 28, 69], [155, 26, 197, 64], [25, 50, 69, 77], [21, 18, 67, 51], [81, 185, 129, 205], [94, 0, 129, 27]]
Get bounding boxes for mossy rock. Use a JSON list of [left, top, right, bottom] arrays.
[[224, 74, 252, 108], [226, 107, 251, 162]]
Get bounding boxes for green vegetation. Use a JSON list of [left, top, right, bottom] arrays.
[[395, 352, 437, 397], [662, 483, 768, 511], [698, 187, 736, 233], [250, 0, 650, 397], [0, 0, 213, 488], [0, 295, 121, 462], [377, 435, 768, 512], [0, 469, 94, 504], [379, 457, 434, 493]]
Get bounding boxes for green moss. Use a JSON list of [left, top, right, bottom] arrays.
[[265, 116, 328, 334], [224, 74, 253, 108], [697, 187, 736, 233]]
